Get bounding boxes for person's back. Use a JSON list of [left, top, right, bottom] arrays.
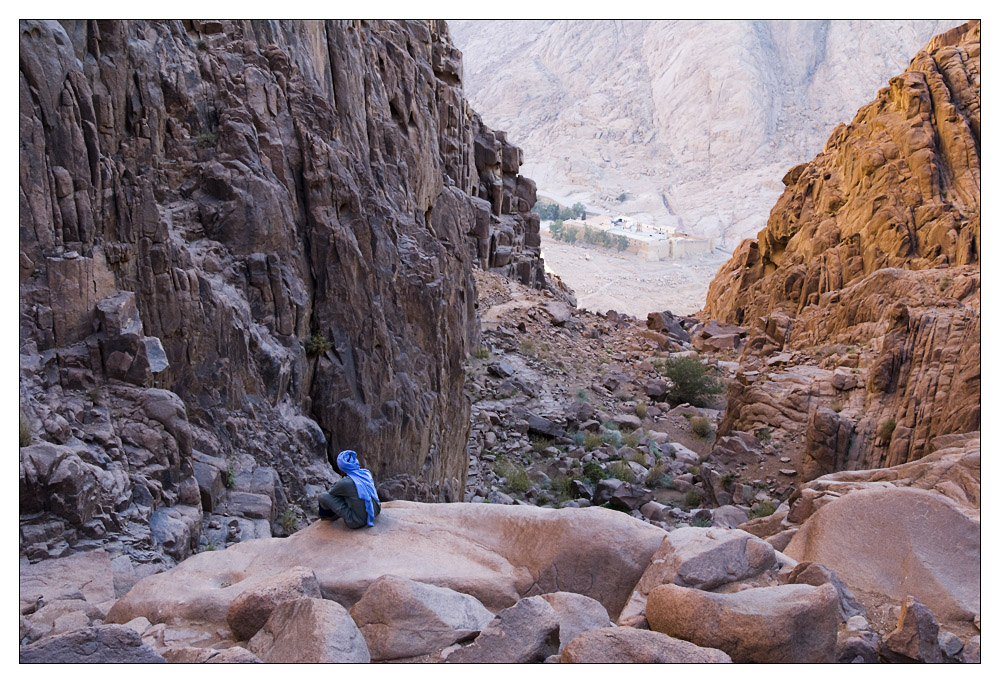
[[318, 450, 381, 528]]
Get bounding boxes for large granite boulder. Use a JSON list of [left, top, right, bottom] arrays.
[[226, 566, 322, 641], [647, 583, 839, 663], [349, 575, 494, 661], [19, 625, 165, 663], [539, 592, 613, 653], [106, 502, 665, 641], [444, 596, 559, 663], [784, 486, 979, 621], [561, 627, 732, 664], [618, 526, 777, 624], [247, 598, 369, 663]]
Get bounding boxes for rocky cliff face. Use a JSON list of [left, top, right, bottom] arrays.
[[19, 19, 546, 565], [704, 21, 979, 475], [451, 20, 962, 243]]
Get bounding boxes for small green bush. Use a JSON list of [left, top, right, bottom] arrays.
[[550, 475, 574, 502], [305, 333, 332, 355], [507, 466, 530, 493], [281, 508, 299, 533], [644, 462, 668, 487], [684, 489, 703, 508], [473, 347, 490, 359], [531, 436, 554, 454], [606, 460, 634, 483], [749, 500, 778, 519], [878, 417, 897, 443], [690, 416, 711, 438], [617, 192, 627, 202], [721, 472, 738, 487], [623, 431, 641, 449], [493, 456, 511, 479], [194, 130, 217, 147], [583, 461, 606, 485], [635, 402, 648, 419], [657, 356, 723, 407], [573, 432, 586, 447], [689, 516, 712, 527], [222, 460, 236, 488], [601, 430, 623, 449], [19, 414, 31, 448], [755, 426, 772, 442], [583, 432, 603, 451], [576, 388, 589, 401], [519, 339, 536, 356]]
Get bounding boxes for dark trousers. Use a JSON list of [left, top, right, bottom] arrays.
[[318, 492, 366, 529]]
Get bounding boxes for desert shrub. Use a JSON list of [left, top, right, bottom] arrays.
[[721, 472, 738, 487], [19, 413, 31, 448], [690, 416, 711, 438], [644, 462, 668, 488], [583, 432, 603, 451], [305, 333, 332, 355], [519, 338, 536, 356], [281, 508, 299, 533], [563, 225, 579, 243], [623, 430, 641, 449], [531, 436, 554, 454], [194, 130, 217, 147], [551, 475, 574, 502], [583, 461, 606, 485], [601, 430, 623, 449], [473, 347, 490, 359], [606, 460, 634, 483], [576, 388, 589, 401], [749, 500, 777, 519], [689, 516, 712, 528], [755, 426, 771, 442], [635, 402, 648, 419], [493, 456, 512, 479], [659, 474, 675, 489], [657, 357, 723, 407], [573, 432, 586, 447], [617, 192, 627, 202], [684, 489, 703, 508], [878, 417, 897, 442], [831, 402, 843, 413], [222, 460, 236, 488], [507, 466, 530, 493]]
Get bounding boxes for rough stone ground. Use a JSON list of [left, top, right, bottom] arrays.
[[463, 269, 795, 528], [539, 231, 729, 317]]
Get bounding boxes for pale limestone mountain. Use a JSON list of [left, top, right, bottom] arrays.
[[451, 20, 962, 246]]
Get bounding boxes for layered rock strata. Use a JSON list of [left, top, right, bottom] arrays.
[[705, 21, 980, 472], [19, 19, 547, 566]]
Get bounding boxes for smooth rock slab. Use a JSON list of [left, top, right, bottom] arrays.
[[350, 574, 494, 661], [445, 596, 559, 663], [561, 627, 732, 663], [19, 624, 166, 663], [647, 582, 839, 663], [107, 501, 665, 632], [247, 598, 369, 663], [226, 565, 322, 641], [784, 486, 980, 621]]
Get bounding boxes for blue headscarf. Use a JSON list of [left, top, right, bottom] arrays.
[[336, 450, 379, 527]]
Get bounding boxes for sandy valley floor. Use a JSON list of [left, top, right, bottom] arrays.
[[540, 231, 732, 318]]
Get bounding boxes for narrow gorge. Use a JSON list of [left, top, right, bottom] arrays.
[[20, 19, 979, 665]]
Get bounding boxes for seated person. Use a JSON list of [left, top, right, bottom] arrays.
[[318, 450, 381, 528]]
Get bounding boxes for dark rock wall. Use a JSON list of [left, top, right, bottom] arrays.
[[19, 19, 545, 564]]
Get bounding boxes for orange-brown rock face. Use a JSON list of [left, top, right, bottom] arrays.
[[706, 21, 979, 473]]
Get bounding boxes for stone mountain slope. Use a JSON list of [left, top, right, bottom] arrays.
[[451, 19, 961, 243], [705, 20, 980, 473]]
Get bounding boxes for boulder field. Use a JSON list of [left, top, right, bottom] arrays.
[[19, 468, 968, 664]]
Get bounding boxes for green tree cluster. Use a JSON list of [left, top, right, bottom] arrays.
[[533, 201, 587, 221], [655, 356, 723, 407]]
